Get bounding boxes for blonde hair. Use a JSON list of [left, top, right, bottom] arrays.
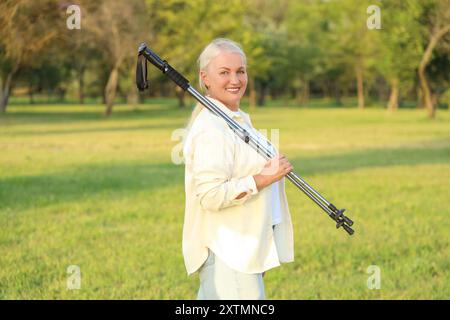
[[186, 38, 247, 130]]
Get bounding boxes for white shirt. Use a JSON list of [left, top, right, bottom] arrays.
[[233, 110, 283, 227], [182, 97, 294, 275]]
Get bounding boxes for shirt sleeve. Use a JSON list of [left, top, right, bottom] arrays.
[[192, 127, 259, 212]]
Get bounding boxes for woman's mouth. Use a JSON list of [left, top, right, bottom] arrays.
[[226, 87, 240, 93]]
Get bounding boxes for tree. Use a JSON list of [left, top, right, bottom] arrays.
[[83, 1, 150, 116], [148, 0, 246, 107], [417, 0, 450, 118], [376, 0, 423, 111], [285, 0, 327, 105], [322, 0, 381, 109], [0, 0, 61, 113], [240, 0, 291, 108]]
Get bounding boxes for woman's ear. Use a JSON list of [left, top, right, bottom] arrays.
[[200, 70, 210, 89]]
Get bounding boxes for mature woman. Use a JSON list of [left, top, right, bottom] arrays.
[[182, 38, 294, 300]]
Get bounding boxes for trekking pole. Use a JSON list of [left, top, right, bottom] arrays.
[[136, 43, 354, 235]]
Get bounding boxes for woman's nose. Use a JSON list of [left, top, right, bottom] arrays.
[[229, 72, 240, 84]]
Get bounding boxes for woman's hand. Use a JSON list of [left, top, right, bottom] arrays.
[[253, 154, 293, 191]]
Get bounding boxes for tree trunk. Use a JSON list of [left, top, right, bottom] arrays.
[[418, 24, 450, 119], [104, 67, 119, 116], [29, 81, 34, 104], [78, 66, 85, 104], [418, 66, 434, 117], [248, 76, 256, 109], [387, 78, 399, 111], [58, 88, 66, 102], [343, 85, 349, 100], [175, 86, 185, 108], [0, 68, 16, 113], [416, 84, 425, 109], [335, 87, 342, 105], [355, 64, 365, 109], [297, 78, 310, 106], [127, 86, 138, 109], [304, 80, 310, 104], [257, 82, 267, 106], [321, 83, 330, 99]]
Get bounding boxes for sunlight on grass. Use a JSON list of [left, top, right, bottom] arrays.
[[0, 102, 449, 299]]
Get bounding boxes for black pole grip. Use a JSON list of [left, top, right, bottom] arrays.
[[329, 204, 354, 227], [343, 216, 353, 226], [163, 64, 190, 91], [342, 224, 354, 235], [138, 43, 165, 71], [138, 43, 190, 91]]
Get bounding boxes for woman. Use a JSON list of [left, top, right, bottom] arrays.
[[182, 38, 295, 300]]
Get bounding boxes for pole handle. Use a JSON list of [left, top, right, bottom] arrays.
[[138, 43, 165, 71], [342, 224, 354, 235], [138, 43, 190, 91]]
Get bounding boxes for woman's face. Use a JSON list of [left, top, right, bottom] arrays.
[[201, 51, 248, 110]]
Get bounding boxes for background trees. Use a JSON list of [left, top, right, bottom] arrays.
[[0, 0, 63, 112], [376, 0, 423, 111], [82, 0, 151, 116], [416, 0, 450, 118], [0, 0, 448, 118]]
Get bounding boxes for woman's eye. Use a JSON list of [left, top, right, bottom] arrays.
[[219, 70, 245, 75]]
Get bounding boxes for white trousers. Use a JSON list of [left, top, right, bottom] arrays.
[[196, 248, 266, 300]]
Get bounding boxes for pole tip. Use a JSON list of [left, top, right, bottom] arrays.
[[138, 43, 147, 54]]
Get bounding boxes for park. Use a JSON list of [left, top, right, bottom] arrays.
[[0, 0, 449, 301]]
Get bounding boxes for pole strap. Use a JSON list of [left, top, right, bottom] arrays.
[[136, 53, 148, 91]]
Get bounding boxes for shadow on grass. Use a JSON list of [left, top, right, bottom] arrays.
[[291, 141, 450, 176], [0, 105, 192, 127], [0, 141, 448, 212], [0, 161, 184, 212], [4, 123, 187, 136]]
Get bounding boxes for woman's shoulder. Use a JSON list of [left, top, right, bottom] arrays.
[[191, 107, 230, 134], [184, 108, 235, 155]]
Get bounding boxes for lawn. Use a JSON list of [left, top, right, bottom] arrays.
[[0, 101, 449, 299]]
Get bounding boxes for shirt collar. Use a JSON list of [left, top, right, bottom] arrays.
[[206, 96, 245, 123]]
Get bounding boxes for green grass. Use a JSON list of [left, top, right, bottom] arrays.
[[0, 101, 449, 299]]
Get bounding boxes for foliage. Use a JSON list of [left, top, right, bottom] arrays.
[[0, 0, 448, 113]]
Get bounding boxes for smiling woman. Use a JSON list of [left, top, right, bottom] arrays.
[[182, 38, 295, 300], [199, 50, 248, 111]]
